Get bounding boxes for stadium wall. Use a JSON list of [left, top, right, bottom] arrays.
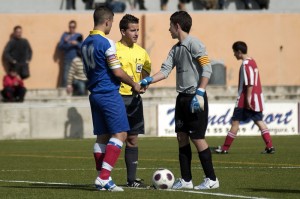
[[1, 12, 300, 89], [0, 101, 299, 139]]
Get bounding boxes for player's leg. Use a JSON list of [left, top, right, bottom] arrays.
[[172, 94, 193, 189], [216, 108, 243, 154], [123, 95, 146, 187], [172, 131, 194, 189], [188, 92, 219, 190], [255, 120, 275, 154], [192, 138, 219, 190], [94, 135, 110, 174], [125, 134, 144, 187], [216, 121, 239, 153], [92, 91, 129, 191]]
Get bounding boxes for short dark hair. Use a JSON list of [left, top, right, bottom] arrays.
[[93, 6, 114, 27], [119, 14, 139, 31], [232, 41, 248, 54], [170, 11, 192, 33], [69, 20, 77, 27], [13, 25, 22, 32]]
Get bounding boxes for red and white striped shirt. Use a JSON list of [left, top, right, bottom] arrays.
[[235, 58, 264, 112]]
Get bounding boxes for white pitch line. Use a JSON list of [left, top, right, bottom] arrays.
[[0, 179, 270, 199], [0, 179, 75, 186], [168, 189, 269, 199], [1, 166, 300, 173]]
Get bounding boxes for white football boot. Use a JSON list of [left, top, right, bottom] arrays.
[[194, 178, 219, 190], [172, 178, 193, 189], [95, 177, 124, 192]]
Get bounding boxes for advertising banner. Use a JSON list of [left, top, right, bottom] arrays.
[[158, 103, 299, 137]]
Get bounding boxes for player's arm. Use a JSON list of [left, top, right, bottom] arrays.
[[246, 85, 254, 110], [106, 42, 141, 93], [244, 64, 254, 110], [197, 55, 212, 90], [111, 68, 137, 87], [140, 48, 175, 87], [190, 41, 212, 113], [108, 56, 141, 93]]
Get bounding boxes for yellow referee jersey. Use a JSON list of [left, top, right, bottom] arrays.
[[116, 41, 151, 95]]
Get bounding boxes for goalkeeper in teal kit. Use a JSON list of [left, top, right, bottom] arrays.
[[141, 11, 219, 190]]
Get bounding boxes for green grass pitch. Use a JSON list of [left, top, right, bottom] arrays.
[[0, 136, 299, 199]]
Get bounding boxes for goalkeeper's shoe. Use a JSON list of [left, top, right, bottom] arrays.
[[95, 177, 124, 192], [194, 178, 219, 190], [214, 146, 228, 154], [127, 178, 147, 188], [172, 178, 193, 189], [261, 147, 275, 154]]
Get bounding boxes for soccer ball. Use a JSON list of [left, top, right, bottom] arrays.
[[152, 168, 175, 189]]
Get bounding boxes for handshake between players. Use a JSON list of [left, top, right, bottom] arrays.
[[139, 76, 205, 113]]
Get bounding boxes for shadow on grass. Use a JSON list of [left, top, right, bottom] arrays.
[[1, 183, 97, 191], [246, 188, 300, 194]]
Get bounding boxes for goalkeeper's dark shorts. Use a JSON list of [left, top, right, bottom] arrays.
[[122, 94, 145, 135], [175, 92, 208, 139]]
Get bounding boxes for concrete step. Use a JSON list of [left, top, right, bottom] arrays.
[[14, 86, 300, 103]]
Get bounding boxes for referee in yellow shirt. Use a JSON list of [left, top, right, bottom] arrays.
[[116, 14, 151, 188]]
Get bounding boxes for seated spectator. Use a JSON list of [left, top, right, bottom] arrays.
[[193, 0, 218, 10], [134, 0, 147, 10], [178, 0, 191, 11], [66, 47, 87, 96], [1, 67, 26, 102], [66, 0, 76, 10], [242, 0, 269, 10], [160, 0, 168, 10], [106, 0, 127, 12], [83, 0, 94, 9]]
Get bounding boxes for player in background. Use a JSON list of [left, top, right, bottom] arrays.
[[215, 41, 275, 154], [81, 6, 141, 192], [116, 14, 151, 188], [140, 11, 219, 190]]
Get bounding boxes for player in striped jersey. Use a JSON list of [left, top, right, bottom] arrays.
[[215, 41, 275, 154], [81, 6, 141, 192]]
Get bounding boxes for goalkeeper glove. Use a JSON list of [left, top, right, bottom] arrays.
[[140, 76, 153, 87], [190, 88, 205, 113]]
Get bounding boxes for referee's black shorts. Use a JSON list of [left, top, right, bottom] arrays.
[[175, 92, 208, 139], [122, 94, 144, 135]]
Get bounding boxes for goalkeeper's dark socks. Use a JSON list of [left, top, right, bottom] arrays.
[[125, 146, 138, 183], [179, 144, 192, 182], [198, 148, 216, 181], [222, 132, 236, 151], [261, 129, 273, 148]]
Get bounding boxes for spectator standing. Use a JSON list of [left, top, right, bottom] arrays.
[[4, 26, 32, 80], [58, 20, 82, 87], [1, 67, 26, 102]]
